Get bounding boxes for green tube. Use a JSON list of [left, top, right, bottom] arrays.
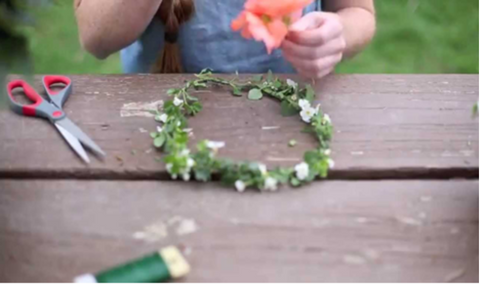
[[74, 246, 190, 283]]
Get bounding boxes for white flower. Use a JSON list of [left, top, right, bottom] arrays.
[[300, 106, 317, 123], [294, 162, 309, 181], [171, 174, 178, 180], [264, 177, 278, 191], [315, 103, 321, 112], [327, 159, 335, 169], [177, 121, 181, 127], [158, 113, 168, 123], [235, 180, 246, 192], [258, 163, 267, 175], [180, 149, 190, 157], [187, 158, 195, 168], [173, 97, 183, 107], [298, 99, 311, 110], [157, 126, 163, 133], [286, 79, 297, 88], [182, 173, 191, 181], [206, 140, 225, 150], [166, 163, 173, 172], [323, 114, 331, 124], [324, 149, 331, 156]]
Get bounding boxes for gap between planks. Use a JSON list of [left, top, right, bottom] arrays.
[[0, 166, 477, 181]]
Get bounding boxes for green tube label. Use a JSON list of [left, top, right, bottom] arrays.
[[95, 252, 171, 283]]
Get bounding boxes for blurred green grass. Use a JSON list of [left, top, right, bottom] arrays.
[[26, 0, 479, 74]]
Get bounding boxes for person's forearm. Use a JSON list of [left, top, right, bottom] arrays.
[[324, 0, 376, 59], [337, 7, 376, 58], [74, 0, 162, 59]]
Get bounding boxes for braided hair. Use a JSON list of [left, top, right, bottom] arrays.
[[151, 0, 195, 73]]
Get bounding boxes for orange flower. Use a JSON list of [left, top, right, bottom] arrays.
[[231, 0, 313, 54], [245, 0, 313, 17]]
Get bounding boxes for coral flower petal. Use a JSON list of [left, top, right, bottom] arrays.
[[241, 27, 253, 39], [267, 18, 289, 47], [231, 0, 313, 54], [245, 0, 313, 17], [231, 11, 247, 31]]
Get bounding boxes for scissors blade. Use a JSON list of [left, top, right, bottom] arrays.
[[55, 123, 90, 164], [56, 118, 106, 157]]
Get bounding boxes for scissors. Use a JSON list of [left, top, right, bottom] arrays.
[[6, 75, 106, 163]]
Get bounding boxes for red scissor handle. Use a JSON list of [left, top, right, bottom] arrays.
[[7, 80, 45, 116], [43, 75, 72, 95], [6, 79, 65, 121], [42, 75, 73, 109]]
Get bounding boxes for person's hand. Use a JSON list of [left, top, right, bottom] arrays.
[[282, 12, 346, 79]]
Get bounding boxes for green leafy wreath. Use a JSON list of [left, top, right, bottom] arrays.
[[150, 69, 334, 192]]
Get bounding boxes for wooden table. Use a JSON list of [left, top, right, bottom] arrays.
[[0, 74, 478, 282]]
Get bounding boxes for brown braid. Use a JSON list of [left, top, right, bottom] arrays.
[[151, 0, 195, 73]]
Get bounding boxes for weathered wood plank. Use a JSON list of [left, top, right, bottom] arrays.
[[0, 74, 477, 179], [0, 180, 477, 282]]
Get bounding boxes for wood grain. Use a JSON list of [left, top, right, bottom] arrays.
[[0, 179, 477, 282], [0, 74, 478, 179]]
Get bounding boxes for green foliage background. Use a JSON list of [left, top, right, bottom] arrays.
[[14, 0, 480, 74]]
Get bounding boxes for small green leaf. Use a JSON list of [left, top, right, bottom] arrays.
[[288, 139, 297, 147], [290, 178, 301, 187], [167, 88, 179, 95], [194, 169, 211, 182], [280, 100, 298, 116], [174, 133, 188, 145], [187, 94, 199, 101], [248, 89, 263, 100], [163, 101, 176, 114], [232, 87, 242, 96], [186, 101, 203, 115], [306, 169, 317, 181], [267, 70, 274, 82], [269, 168, 292, 184], [252, 75, 263, 83], [304, 151, 319, 164], [273, 80, 282, 88], [150, 132, 158, 138], [262, 87, 273, 94], [193, 81, 207, 89], [200, 68, 213, 74], [154, 135, 166, 148], [305, 85, 315, 103], [193, 101, 203, 111]]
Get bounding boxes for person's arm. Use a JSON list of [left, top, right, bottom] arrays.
[[281, 0, 376, 79], [324, 0, 375, 58], [74, 0, 163, 59]]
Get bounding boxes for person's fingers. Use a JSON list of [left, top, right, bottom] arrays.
[[284, 52, 342, 74], [289, 12, 324, 32], [288, 13, 343, 47], [282, 36, 346, 60], [315, 66, 335, 79], [297, 66, 334, 79]]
